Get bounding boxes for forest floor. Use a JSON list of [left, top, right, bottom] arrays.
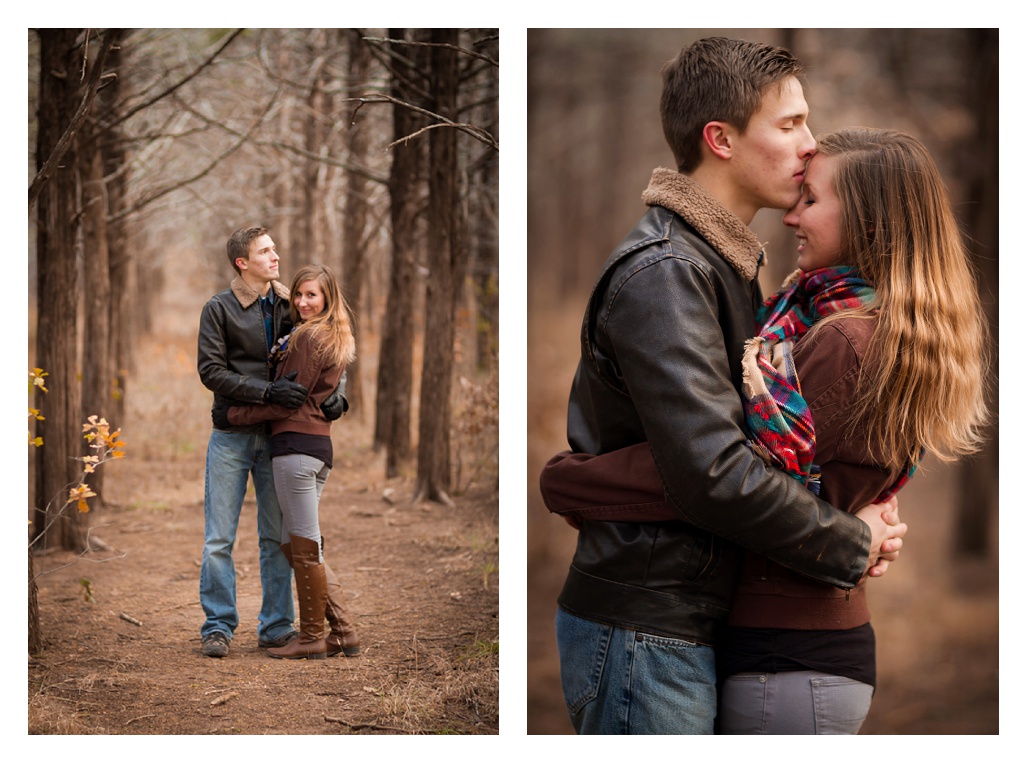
[[27, 324, 499, 736]]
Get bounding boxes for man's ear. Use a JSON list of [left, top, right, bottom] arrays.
[[235, 257, 248, 272], [702, 121, 733, 160]]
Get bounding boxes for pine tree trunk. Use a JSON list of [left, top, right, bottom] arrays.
[[340, 29, 372, 416], [415, 29, 463, 504], [268, 34, 295, 257], [102, 30, 130, 428], [79, 49, 112, 522], [375, 29, 425, 476], [29, 551, 41, 654], [955, 29, 999, 557], [473, 36, 499, 371], [33, 28, 84, 551]]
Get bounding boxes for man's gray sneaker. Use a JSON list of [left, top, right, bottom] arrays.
[[258, 630, 298, 649], [202, 631, 230, 658]]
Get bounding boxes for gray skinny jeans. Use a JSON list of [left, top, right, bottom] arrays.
[[272, 453, 330, 558], [719, 670, 874, 735]]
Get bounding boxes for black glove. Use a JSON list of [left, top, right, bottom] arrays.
[[265, 370, 308, 409], [320, 382, 349, 421], [211, 401, 231, 430], [319, 372, 349, 421]]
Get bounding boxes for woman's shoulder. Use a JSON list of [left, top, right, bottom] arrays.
[[792, 315, 877, 406], [288, 322, 344, 373], [290, 322, 330, 348], [827, 313, 876, 344], [797, 314, 876, 361]]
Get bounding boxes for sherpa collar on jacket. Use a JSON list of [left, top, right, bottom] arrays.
[[230, 275, 290, 309], [642, 167, 765, 282]]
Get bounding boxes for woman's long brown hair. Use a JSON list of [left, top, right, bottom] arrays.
[[813, 127, 990, 468], [287, 263, 356, 369]]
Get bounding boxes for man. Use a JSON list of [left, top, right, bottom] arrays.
[[197, 226, 345, 658], [551, 38, 906, 733]]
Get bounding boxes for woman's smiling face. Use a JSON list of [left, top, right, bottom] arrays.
[[293, 279, 325, 321], [786, 153, 844, 272]]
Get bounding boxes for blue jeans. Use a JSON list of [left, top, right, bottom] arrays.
[[199, 429, 295, 642], [555, 607, 717, 734]]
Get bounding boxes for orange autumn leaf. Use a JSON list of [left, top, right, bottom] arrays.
[[69, 483, 96, 512]]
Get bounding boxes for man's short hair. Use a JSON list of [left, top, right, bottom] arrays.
[[226, 227, 268, 274], [660, 37, 805, 173]]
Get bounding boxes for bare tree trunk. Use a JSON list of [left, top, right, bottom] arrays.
[[79, 112, 111, 518], [311, 35, 333, 267], [341, 29, 372, 416], [29, 552, 41, 654], [33, 29, 85, 552], [102, 30, 131, 428], [76, 33, 122, 521], [295, 32, 331, 267], [375, 29, 425, 476], [415, 29, 465, 504], [955, 29, 999, 557], [268, 34, 295, 256], [472, 36, 499, 371]]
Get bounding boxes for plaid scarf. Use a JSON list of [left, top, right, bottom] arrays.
[[743, 266, 917, 502], [267, 325, 298, 373]]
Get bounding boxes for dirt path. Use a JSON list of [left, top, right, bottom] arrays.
[[28, 331, 499, 735]]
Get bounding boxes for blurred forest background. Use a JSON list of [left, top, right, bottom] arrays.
[[27, 29, 499, 655], [526, 28, 999, 734]]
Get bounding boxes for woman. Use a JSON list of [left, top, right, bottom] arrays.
[[539, 128, 990, 732], [216, 263, 361, 660]]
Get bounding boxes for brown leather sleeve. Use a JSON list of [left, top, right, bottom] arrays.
[[538, 443, 678, 522]]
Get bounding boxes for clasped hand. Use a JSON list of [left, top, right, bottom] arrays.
[[855, 495, 907, 578]]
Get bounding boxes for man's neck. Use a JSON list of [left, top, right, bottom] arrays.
[[686, 164, 757, 226], [240, 272, 273, 297]]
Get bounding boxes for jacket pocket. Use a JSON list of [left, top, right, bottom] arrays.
[[647, 525, 721, 584]]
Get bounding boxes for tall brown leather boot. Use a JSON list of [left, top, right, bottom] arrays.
[[268, 536, 328, 660], [324, 561, 361, 657]]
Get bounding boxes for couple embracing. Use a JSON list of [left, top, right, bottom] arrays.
[[540, 37, 989, 734], [196, 226, 361, 662]]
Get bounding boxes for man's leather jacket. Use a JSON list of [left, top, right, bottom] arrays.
[[556, 169, 871, 645], [197, 276, 293, 433]]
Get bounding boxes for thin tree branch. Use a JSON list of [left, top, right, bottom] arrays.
[[347, 93, 498, 151], [362, 36, 498, 68], [170, 93, 389, 185], [110, 85, 282, 224], [104, 28, 245, 131], [28, 29, 119, 212], [359, 33, 431, 104], [259, 138, 389, 185], [255, 32, 352, 98], [388, 122, 491, 152]]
